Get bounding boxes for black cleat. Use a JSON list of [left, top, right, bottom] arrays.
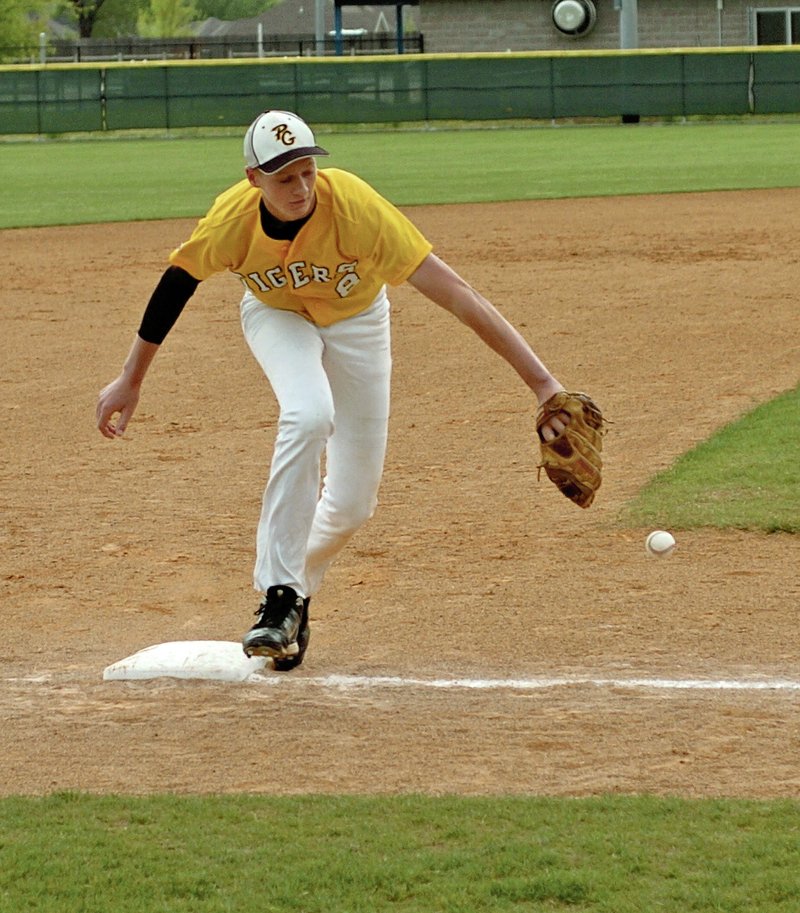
[[272, 597, 310, 671], [242, 585, 304, 660]]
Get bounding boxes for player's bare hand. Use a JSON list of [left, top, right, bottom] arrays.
[[96, 376, 140, 439], [538, 410, 571, 442], [535, 381, 570, 441]]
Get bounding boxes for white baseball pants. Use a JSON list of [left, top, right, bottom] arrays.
[[240, 288, 392, 598]]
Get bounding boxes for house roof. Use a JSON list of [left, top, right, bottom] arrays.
[[194, 0, 406, 38]]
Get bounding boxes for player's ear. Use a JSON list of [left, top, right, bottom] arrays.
[[245, 167, 260, 187]]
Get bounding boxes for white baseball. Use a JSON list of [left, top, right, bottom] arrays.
[[645, 530, 676, 557]]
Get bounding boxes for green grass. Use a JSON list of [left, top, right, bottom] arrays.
[[2, 793, 799, 913], [625, 385, 800, 533], [2, 121, 800, 228]]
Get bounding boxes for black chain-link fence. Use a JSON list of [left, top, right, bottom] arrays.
[[2, 32, 424, 65]]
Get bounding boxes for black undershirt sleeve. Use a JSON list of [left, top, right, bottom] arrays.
[[137, 204, 306, 345], [137, 265, 201, 345]]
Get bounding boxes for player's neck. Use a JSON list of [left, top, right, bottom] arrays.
[[259, 200, 314, 241]]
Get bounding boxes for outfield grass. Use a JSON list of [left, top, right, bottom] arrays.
[[2, 793, 799, 913], [2, 121, 800, 228]]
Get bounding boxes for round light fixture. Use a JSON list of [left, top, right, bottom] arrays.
[[552, 0, 597, 38]]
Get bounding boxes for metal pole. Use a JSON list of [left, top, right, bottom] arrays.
[[619, 0, 639, 49], [315, 0, 326, 56], [396, 3, 404, 54], [334, 3, 343, 56]]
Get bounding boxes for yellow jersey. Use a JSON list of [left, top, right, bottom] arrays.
[[169, 168, 433, 326]]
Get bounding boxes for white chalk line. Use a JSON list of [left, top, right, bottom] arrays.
[[92, 643, 800, 690], [248, 673, 800, 692]]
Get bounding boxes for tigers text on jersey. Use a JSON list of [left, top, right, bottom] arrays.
[[169, 168, 433, 327]]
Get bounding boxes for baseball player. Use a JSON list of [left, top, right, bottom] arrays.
[[96, 109, 570, 670]]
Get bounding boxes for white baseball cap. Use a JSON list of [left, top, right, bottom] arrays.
[[243, 110, 329, 174]]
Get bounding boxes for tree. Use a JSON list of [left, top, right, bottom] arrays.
[[92, 0, 148, 38], [0, 0, 55, 59], [138, 0, 199, 38], [63, 0, 108, 38], [193, 0, 282, 20], [57, 0, 283, 40]]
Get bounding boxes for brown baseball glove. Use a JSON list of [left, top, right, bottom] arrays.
[[536, 391, 606, 508]]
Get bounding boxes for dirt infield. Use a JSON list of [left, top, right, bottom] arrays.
[[2, 189, 799, 797]]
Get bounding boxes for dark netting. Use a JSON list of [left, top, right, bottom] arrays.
[[1, 51, 799, 136]]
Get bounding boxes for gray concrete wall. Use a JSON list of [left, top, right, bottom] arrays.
[[419, 1, 757, 53]]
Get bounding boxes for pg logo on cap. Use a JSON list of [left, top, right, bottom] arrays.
[[272, 124, 296, 147]]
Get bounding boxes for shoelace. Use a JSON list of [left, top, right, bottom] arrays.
[[254, 599, 297, 628]]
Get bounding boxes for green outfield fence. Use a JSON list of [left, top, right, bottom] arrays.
[[1, 47, 800, 135]]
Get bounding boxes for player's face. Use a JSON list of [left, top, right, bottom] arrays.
[[248, 157, 318, 222]]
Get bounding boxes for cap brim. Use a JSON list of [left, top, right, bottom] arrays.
[[259, 146, 329, 174]]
